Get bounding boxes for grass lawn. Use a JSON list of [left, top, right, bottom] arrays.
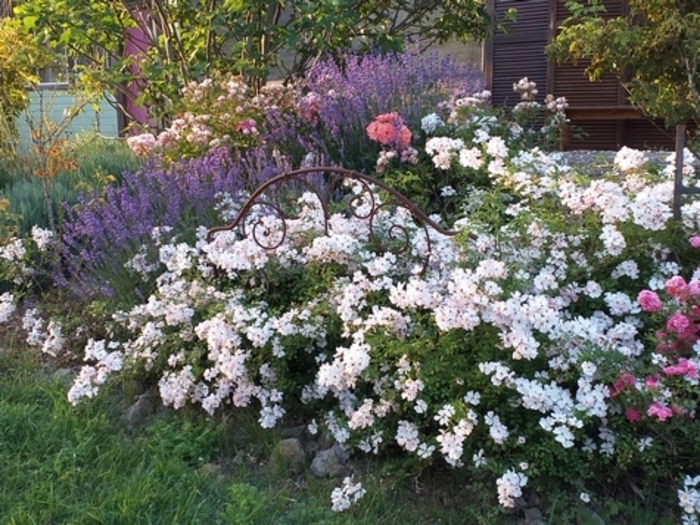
[[0, 336, 512, 525]]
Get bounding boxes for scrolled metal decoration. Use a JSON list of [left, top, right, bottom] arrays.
[[207, 166, 473, 275]]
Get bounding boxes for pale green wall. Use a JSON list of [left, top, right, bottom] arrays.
[[16, 88, 119, 150]]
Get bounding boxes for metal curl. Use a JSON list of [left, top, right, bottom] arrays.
[[207, 167, 474, 275], [245, 203, 287, 250]]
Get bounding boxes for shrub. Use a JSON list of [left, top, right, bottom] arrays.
[[6, 63, 700, 520], [0, 135, 140, 239], [34, 142, 700, 518]]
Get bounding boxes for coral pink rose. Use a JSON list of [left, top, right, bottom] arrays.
[[366, 112, 412, 151]]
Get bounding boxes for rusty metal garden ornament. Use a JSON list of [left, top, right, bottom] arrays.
[[207, 167, 473, 275]]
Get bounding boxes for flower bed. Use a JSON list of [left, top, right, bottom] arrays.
[[2, 47, 700, 520]]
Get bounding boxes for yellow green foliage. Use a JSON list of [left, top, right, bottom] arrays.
[[0, 19, 51, 153]]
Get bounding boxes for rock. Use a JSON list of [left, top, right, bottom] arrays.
[[330, 443, 350, 463], [122, 393, 156, 431], [272, 438, 307, 474], [51, 367, 76, 387], [304, 439, 320, 456], [280, 425, 306, 439], [310, 445, 350, 479], [200, 463, 222, 475], [523, 507, 545, 525]]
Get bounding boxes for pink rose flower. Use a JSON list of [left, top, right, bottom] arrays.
[[644, 374, 660, 389], [625, 408, 641, 423], [663, 358, 698, 378], [366, 112, 412, 151], [666, 312, 691, 335], [637, 290, 663, 312], [665, 275, 687, 297], [672, 405, 687, 416], [647, 401, 673, 421], [236, 118, 258, 135], [689, 236, 700, 248], [612, 370, 636, 395], [688, 281, 700, 297]]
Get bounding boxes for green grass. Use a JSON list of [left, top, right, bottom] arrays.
[[0, 348, 228, 524], [0, 340, 682, 525], [0, 340, 514, 525]]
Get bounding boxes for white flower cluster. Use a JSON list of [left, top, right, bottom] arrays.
[[30, 226, 54, 252], [679, 475, 700, 525], [0, 292, 15, 324], [614, 146, 647, 173], [68, 339, 124, 405], [421, 112, 445, 134], [330, 477, 366, 512], [496, 468, 529, 507], [425, 137, 466, 170]]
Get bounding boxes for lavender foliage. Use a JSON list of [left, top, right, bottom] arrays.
[[297, 46, 484, 172], [56, 147, 291, 302]]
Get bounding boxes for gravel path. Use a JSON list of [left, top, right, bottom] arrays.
[[554, 150, 677, 176]]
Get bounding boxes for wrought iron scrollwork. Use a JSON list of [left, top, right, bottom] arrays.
[[207, 166, 473, 274]]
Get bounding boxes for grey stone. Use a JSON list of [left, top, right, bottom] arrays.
[[280, 425, 306, 439], [330, 443, 350, 463], [51, 367, 76, 387], [304, 439, 320, 456], [309, 445, 350, 479], [122, 394, 156, 431], [523, 507, 545, 525], [272, 438, 307, 474]]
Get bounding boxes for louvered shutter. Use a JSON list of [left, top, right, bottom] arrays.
[[485, 0, 550, 106]]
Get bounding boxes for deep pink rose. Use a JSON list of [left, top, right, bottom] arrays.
[[644, 374, 660, 389], [667, 312, 692, 335], [625, 408, 641, 422], [663, 358, 698, 378], [637, 290, 662, 312]]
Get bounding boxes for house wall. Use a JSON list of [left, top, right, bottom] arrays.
[[15, 88, 120, 150]]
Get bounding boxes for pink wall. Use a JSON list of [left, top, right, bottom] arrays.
[[122, 8, 151, 131]]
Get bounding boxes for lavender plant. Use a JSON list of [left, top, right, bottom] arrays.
[[56, 147, 291, 304], [299, 46, 484, 172]]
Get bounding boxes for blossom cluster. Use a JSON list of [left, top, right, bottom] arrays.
[[365, 112, 420, 173], [18, 138, 694, 514], [330, 477, 366, 512], [8, 58, 700, 517], [125, 75, 277, 160], [680, 475, 700, 525]]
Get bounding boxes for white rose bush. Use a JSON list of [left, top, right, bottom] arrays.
[[2, 46, 700, 519]]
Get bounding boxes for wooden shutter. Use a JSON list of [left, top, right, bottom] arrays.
[[485, 0, 550, 106]]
